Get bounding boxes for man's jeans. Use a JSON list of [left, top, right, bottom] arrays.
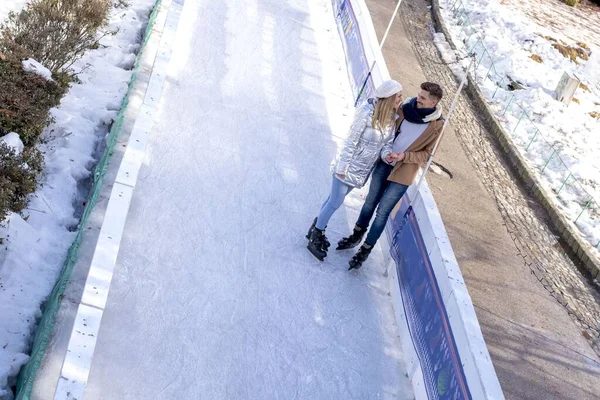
[[356, 161, 409, 246]]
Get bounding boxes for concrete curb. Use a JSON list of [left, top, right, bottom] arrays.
[[431, 0, 600, 279]]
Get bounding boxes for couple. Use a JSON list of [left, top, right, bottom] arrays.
[[307, 80, 444, 269]]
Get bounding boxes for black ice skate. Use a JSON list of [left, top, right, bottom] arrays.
[[348, 243, 373, 270], [307, 227, 328, 261], [306, 217, 330, 250], [336, 225, 365, 250]]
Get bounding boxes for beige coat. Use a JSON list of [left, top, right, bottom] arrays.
[[386, 108, 444, 186]]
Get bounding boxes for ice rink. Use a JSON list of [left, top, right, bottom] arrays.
[[37, 0, 412, 398]]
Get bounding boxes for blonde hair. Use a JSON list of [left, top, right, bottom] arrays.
[[371, 96, 397, 131]]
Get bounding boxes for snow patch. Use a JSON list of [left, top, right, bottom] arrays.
[[433, 32, 466, 81], [0, 0, 29, 22], [0, 132, 24, 154], [22, 58, 53, 81], [583, 52, 600, 94]]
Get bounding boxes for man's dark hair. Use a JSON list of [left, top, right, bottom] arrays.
[[421, 82, 443, 101]]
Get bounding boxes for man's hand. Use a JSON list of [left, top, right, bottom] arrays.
[[336, 173, 346, 180]]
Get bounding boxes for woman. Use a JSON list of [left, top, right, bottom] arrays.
[[306, 80, 404, 261]]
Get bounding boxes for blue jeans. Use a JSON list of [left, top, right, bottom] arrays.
[[356, 161, 408, 246], [316, 175, 353, 230]]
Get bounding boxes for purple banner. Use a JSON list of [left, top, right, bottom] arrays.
[[388, 198, 472, 399], [331, 0, 375, 105]]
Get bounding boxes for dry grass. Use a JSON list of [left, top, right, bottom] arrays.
[[539, 34, 557, 42], [530, 54, 544, 63], [552, 43, 588, 62], [580, 82, 592, 92], [577, 41, 590, 50], [537, 34, 591, 63]]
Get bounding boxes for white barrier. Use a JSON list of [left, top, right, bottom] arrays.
[[336, 0, 504, 398]]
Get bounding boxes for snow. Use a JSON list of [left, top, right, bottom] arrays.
[[0, 133, 24, 154], [433, 32, 466, 81], [438, 0, 600, 249], [583, 52, 600, 93], [0, 0, 29, 22], [0, 0, 157, 397], [32, 0, 412, 397], [21, 59, 53, 81]]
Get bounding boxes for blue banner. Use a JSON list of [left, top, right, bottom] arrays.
[[331, 0, 375, 105], [388, 198, 472, 400]]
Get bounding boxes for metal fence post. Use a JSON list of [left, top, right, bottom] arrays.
[[541, 149, 556, 173], [502, 94, 515, 116], [525, 129, 539, 151], [575, 199, 593, 223], [557, 172, 572, 195]]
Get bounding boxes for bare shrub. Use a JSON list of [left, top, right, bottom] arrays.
[[0, 0, 112, 75], [0, 51, 66, 146], [0, 0, 115, 221], [0, 142, 43, 222]]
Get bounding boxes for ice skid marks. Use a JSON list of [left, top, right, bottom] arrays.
[[83, 0, 410, 397]]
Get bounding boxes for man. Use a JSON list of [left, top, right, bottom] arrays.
[[337, 82, 445, 269]]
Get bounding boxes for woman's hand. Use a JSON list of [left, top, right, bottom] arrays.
[[390, 152, 405, 162]]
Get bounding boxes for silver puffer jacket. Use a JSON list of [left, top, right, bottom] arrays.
[[331, 99, 395, 188]]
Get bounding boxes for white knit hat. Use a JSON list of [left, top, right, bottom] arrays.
[[374, 79, 403, 98]]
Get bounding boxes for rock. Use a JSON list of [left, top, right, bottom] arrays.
[[507, 76, 527, 91]]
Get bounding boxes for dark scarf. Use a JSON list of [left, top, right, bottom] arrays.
[[401, 97, 436, 124]]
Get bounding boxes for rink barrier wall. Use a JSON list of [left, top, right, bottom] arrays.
[[332, 0, 504, 398], [14, 1, 165, 399]]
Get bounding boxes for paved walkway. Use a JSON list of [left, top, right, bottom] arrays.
[[365, 0, 600, 398]]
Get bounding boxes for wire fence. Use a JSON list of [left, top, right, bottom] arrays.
[[446, 0, 600, 250]]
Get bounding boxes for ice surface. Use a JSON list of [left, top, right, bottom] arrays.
[[81, 0, 411, 398]]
